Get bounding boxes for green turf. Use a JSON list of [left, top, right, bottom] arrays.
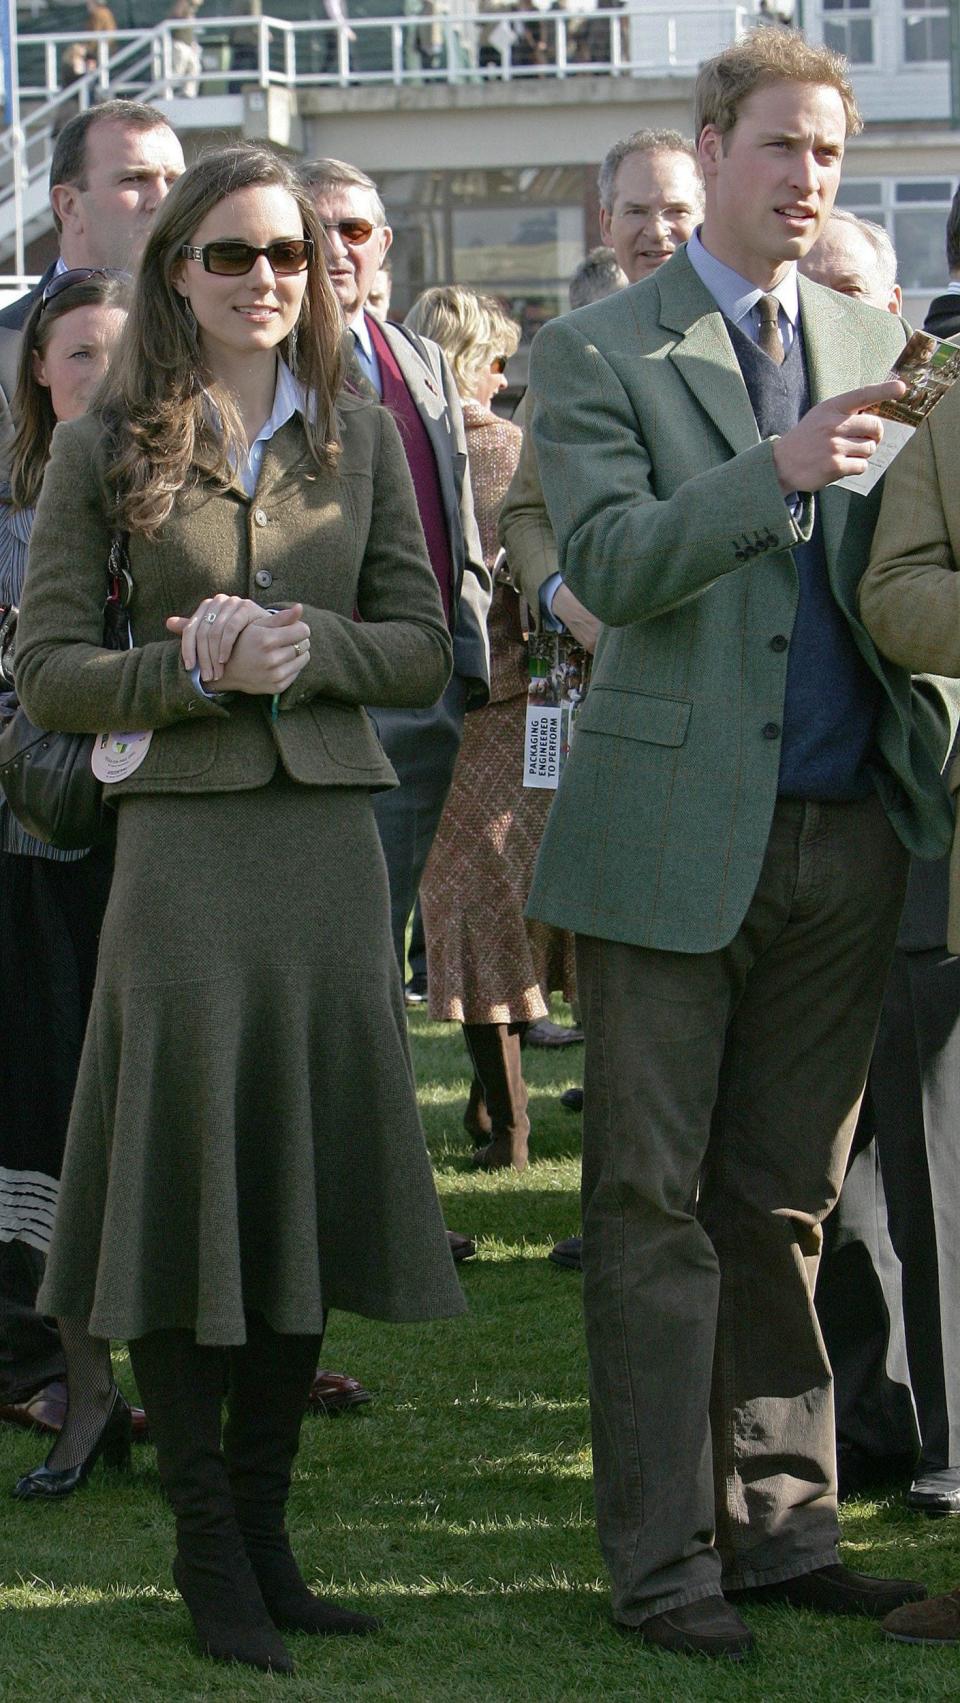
[[1, 1006, 958, 1700]]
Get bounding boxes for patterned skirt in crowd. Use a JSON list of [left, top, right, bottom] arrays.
[[420, 688, 576, 1025]]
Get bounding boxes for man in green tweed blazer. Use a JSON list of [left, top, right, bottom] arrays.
[[526, 29, 956, 1661]]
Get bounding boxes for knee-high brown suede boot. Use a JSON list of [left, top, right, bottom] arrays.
[[128, 1329, 293, 1675], [225, 1311, 380, 1636], [461, 1022, 530, 1172]]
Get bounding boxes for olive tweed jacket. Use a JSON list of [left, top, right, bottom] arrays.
[[15, 394, 453, 795], [525, 250, 957, 954]]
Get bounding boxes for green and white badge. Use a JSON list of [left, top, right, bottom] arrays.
[[91, 729, 153, 783]]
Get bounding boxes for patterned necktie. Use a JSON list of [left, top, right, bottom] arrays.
[[757, 294, 785, 366]]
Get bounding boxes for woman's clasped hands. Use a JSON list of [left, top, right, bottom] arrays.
[[166, 594, 312, 694]]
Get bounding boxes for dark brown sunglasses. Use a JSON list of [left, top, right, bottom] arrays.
[[319, 218, 378, 246], [179, 238, 314, 276]]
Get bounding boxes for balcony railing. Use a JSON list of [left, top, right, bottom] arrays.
[[0, 5, 751, 263], [12, 5, 753, 102]]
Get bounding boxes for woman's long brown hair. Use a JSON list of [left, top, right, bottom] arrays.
[[97, 143, 344, 537], [7, 272, 130, 511]]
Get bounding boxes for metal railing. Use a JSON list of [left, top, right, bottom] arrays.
[[0, 5, 750, 261], [13, 5, 752, 100]]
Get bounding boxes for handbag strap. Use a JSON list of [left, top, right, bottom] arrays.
[[104, 531, 133, 652]]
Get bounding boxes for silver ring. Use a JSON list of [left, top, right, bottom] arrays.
[[293, 639, 308, 657], [205, 611, 218, 624]]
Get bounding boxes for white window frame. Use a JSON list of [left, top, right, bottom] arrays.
[[820, 0, 876, 67], [836, 176, 955, 293], [901, 0, 951, 67]]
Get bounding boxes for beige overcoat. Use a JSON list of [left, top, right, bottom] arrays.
[[859, 376, 960, 950]]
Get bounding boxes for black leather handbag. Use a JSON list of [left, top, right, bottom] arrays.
[[0, 534, 132, 850]]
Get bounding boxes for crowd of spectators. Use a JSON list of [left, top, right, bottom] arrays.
[[1, 21, 960, 1676]]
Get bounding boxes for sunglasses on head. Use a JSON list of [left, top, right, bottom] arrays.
[[319, 218, 378, 246], [179, 238, 314, 276], [40, 266, 128, 309]]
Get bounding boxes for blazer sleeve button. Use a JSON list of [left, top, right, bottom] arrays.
[[762, 721, 781, 740]]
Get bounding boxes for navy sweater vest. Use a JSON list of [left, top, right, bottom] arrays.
[[725, 318, 879, 800]]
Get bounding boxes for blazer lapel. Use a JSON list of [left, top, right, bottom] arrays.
[[659, 251, 762, 458], [377, 318, 461, 547]]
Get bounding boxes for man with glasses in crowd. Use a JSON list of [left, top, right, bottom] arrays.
[[301, 158, 491, 988]]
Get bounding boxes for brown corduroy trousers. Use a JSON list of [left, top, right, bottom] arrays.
[[575, 792, 909, 1625]]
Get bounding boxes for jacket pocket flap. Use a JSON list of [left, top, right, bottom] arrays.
[[576, 686, 692, 747]]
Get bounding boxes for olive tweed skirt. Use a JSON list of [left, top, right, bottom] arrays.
[[37, 772, 465, 1344]]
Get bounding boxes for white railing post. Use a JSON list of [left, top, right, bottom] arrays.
[[44, 40, 57, 96], [258, 14, 270, 87], [445, 14, 459, 83], [556, 12, 567, 77], [610, 6, 623, 73], [667, 15, 677, 67], [391, 21, 403, 85], [338, 20, 351, 84], [284, 24, 295, 83]]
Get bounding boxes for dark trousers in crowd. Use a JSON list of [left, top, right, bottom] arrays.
[[576, 794, 908, 1624], [816, 1117, 917, 1470], [818, 850, 960, 1477], [0, 1241, 64, 1404], [369, 674, 467, 975]]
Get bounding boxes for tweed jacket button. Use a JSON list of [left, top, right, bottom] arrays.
[[770, 634, 788, 652], [762, 721, 780, 740], [254, 569, 273, 588], [253, 507, 268, 527]]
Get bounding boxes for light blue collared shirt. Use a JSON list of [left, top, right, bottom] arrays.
[[349, 308, 382, 397], [686, 227, 799, 354], [236, 357, 307, 495]]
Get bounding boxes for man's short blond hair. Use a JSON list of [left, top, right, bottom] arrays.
[[694, 27, 862, 143]]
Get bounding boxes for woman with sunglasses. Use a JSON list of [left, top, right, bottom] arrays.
[[14, 145, 462, 1676], [0, 268, 142, 1490], [405, 287, 575, 1172]]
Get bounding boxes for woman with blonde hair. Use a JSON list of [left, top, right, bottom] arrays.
[[405, 285, 576, 1172], [15, 144, 463, 1675]]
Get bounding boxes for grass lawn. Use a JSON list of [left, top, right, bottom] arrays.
[[1, 1006, 958, 1701]]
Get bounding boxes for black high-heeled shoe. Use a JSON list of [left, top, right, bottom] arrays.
[[11, 1386, 132, 1499]]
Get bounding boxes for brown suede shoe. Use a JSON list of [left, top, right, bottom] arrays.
[[727, 1564, 926, 1619], [0, 1378, 69, 1435], [626, 1597, 754, 1660], [0, 1378, 148, 1444], [883, 1588, 960, 1645]]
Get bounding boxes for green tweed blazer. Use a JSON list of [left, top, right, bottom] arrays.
[[526, 247, 956, 954], [15, 395, 452, 794]]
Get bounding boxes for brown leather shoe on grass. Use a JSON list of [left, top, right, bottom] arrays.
[[727, 1563, 926, 1619], [626, 1596, 754, 1659], [883, 1588, 960, 1645]]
